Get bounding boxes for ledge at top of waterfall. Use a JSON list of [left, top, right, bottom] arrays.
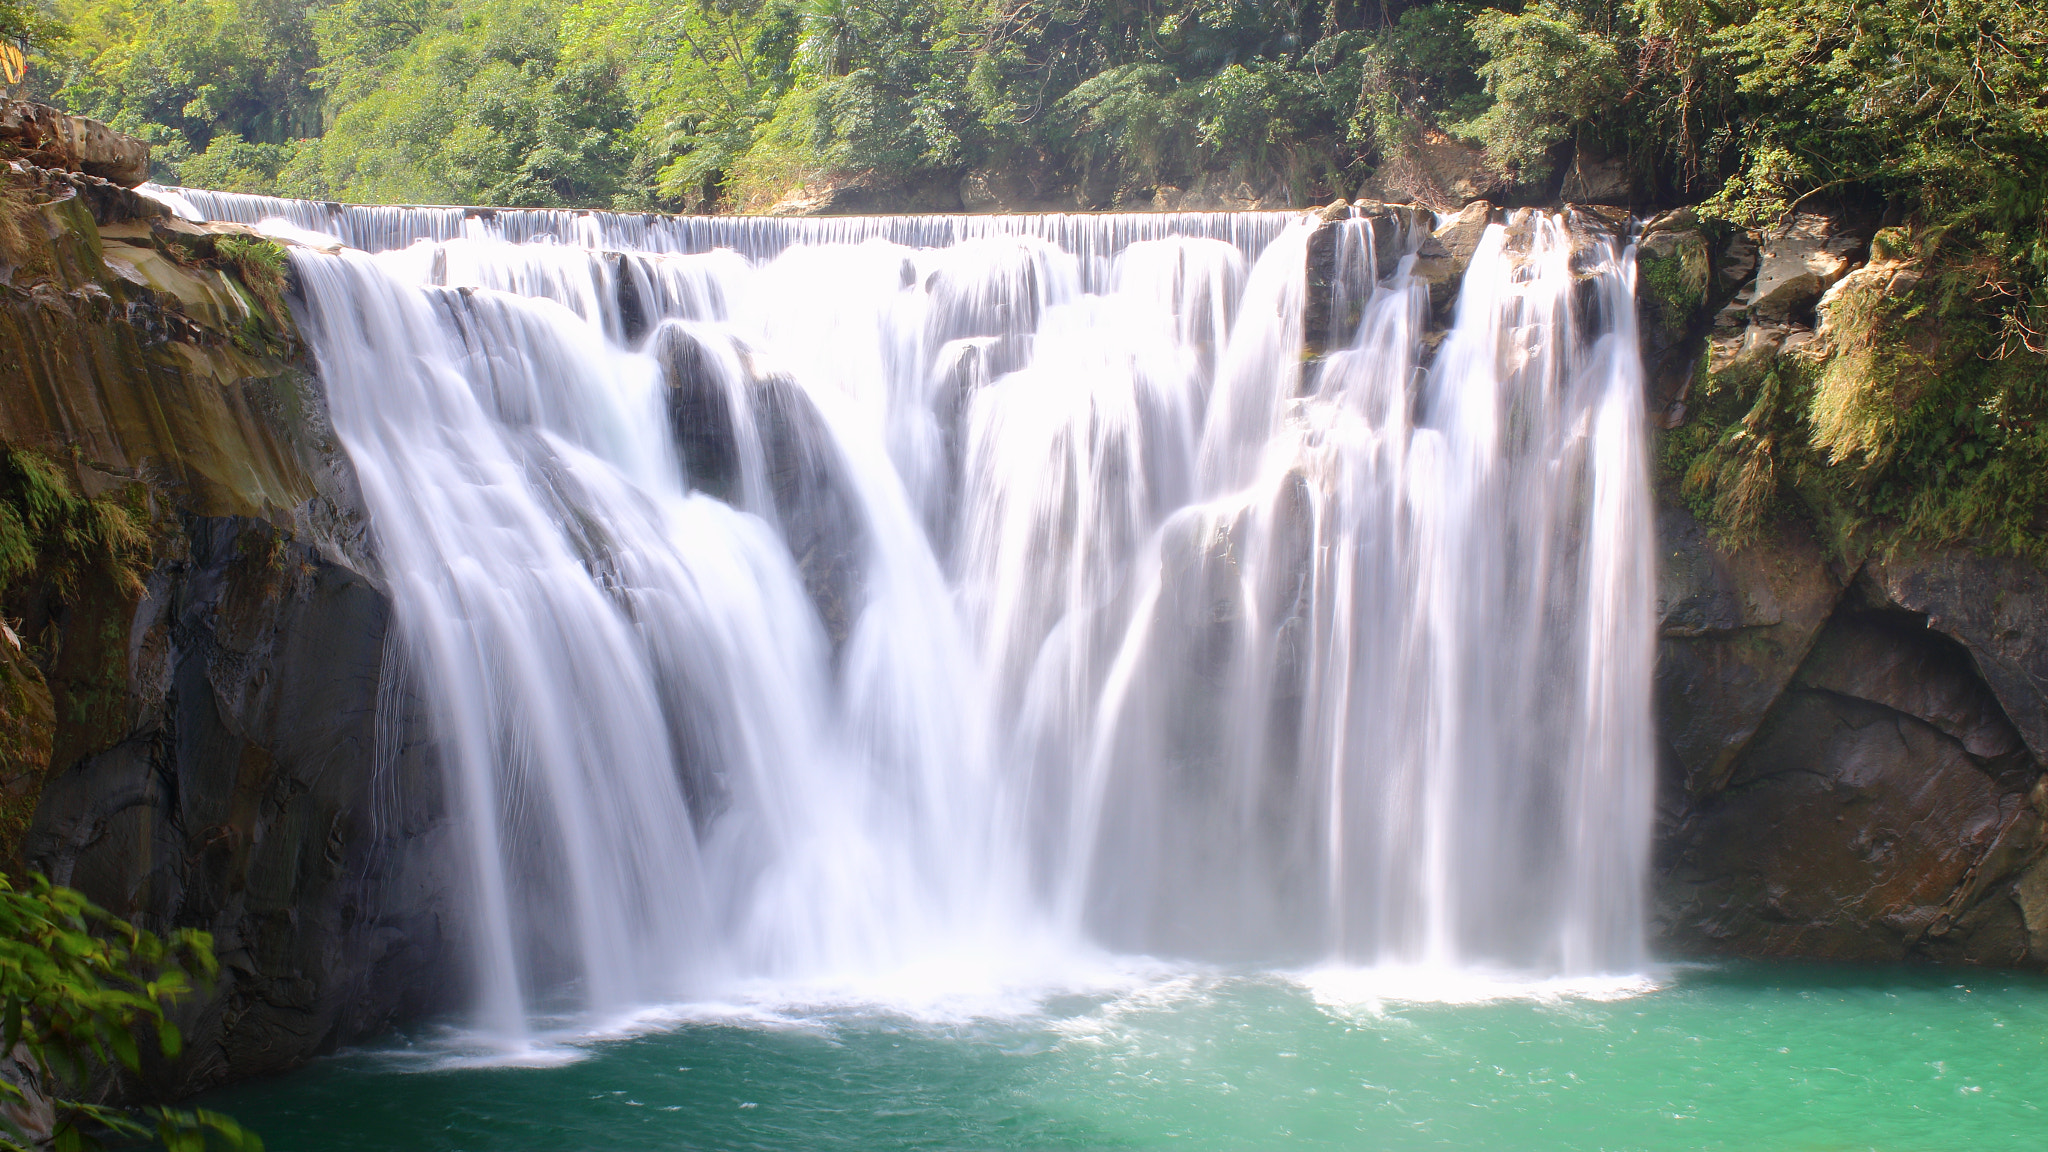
[[176, 184, 1653, 1040]]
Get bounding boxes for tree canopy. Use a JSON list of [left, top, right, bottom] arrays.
[[8, 0, 2029, 228], [9, 0, 2044, 557]]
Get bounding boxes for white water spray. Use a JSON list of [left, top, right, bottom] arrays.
[[199, 189, 1655, 1034]]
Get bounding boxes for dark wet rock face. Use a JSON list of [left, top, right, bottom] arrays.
[[1651, 498, 2047, 970], [1654, 499, 1847, 796], [1873, 550, 2048, 765], [647, 323, 868, 649], [28, 519, 461, 1095], [1642, 206, 2047, 971], [1657, 598, 2044, 966], [650, 323, 742, 504], [754, 371, 870, 650]]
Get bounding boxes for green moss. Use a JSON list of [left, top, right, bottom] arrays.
[[1662, 231, 2048, 564], [214, 235, 291, 327], [1638, 233, 1710, 346], [1657, 236, 1709, 308]]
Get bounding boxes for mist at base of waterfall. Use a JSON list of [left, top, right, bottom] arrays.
[[205, 961, 2048, 1152]]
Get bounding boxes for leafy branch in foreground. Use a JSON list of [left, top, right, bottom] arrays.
[[0, 874, 261, 1152]]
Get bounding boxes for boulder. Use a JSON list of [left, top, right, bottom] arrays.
[[1355, 128, 1506, 210], [1706, 322, 1790, 386], [1414, 200, 1492, 310], [0, 101, 150, 187], [1815, 256, 1923, 342], [1559, 152, 1630, 205], [1752, 213, 1865, 321], [1642, 207, 1698, 239], [1634, 220, 1709, 360], [1717, 230, 1760, 295]]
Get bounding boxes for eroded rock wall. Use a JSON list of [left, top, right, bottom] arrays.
[[1, 154, 460, 1096]]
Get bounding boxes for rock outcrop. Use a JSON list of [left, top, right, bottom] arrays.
[[1, 147, 458, 1096], [1658, 577, 2046, 966], [1654, 499, 1848, 795], [1751, 213, 1865, 322], [1, 101, 151, 187], [1643, 203, 2048, 971], [1354, 128, 1508, 211]]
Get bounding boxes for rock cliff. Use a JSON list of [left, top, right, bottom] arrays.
[[1, 136, 461, 1098], [1641, 206, 2048, 970]]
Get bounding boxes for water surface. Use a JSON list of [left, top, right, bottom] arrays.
[[210, 962, 2048, 1151]]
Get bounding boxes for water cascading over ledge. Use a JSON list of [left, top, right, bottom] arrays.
[[159, 186, 1655, 1033]]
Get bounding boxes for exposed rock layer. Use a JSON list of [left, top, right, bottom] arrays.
[[1644, 206, 2047, 971]]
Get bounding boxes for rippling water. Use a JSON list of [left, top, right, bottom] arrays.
[[207, 962, 2048, 1151]]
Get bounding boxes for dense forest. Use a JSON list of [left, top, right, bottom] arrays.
[[2, 0, 2045, 556], [0, 0, 2035, 223]]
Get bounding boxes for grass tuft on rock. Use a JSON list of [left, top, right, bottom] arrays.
[[0, 445, 150, 603]]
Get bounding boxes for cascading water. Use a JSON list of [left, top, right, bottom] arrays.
[[168, 184, 1655, 1036]]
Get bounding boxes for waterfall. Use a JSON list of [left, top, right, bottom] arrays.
[[198, 189, 1654, 1032]]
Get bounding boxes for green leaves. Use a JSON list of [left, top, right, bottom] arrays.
[[0, 873, 254, 1151], [49, 0, 323, 180], [0, 446, 150, 602], [1455, 1, 1623, 181], [281, 0, 641, 206]]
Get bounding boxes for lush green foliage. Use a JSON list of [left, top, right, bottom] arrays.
[[46, 0, 320, 179], [1648, 0, 2048, 559], [0, 873, 260, 1152]]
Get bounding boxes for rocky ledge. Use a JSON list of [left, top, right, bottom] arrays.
[[0, 101, 151, 188]]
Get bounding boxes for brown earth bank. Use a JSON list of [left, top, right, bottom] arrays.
[[0, 110, 2041, 1101]]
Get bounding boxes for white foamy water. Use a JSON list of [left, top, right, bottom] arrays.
[[185, 190, 1654, 1042]]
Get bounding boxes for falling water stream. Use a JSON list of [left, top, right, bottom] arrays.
[[150, 188, 2048, 1151], [156, 185, 1656, 1026]]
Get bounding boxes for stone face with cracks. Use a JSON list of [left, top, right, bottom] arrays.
[[0, 101, 151, 187], [1654, 500, 1848, 796], [1751, 213, 1866, 321], [1873, 549, 2048, 766], [28, 518, 462, 1096]]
